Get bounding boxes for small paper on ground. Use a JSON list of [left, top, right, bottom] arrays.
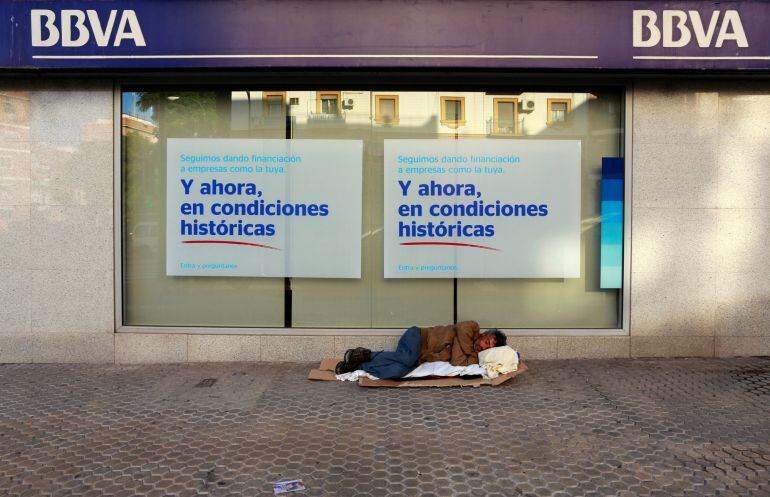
[[273, 479, 306, 494]]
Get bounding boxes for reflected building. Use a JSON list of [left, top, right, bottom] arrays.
[[120, 88, 624, 330], [228, 90, 597, 138]]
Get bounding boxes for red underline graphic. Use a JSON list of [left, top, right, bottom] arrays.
[[399, 241, 500, 251], [183, 240, 281, 251]]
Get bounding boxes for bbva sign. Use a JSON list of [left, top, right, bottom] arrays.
[[633, 10, 748, 48], [31, 10, 146, 47]]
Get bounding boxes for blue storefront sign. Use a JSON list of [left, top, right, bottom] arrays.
[[1, 0, 768, 70]]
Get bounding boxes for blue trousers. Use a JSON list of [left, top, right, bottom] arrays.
[[361, 326, 421, 379]]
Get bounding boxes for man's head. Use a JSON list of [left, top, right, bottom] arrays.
[[473, 328, 507, 352]]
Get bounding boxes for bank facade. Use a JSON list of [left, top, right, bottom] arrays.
[[0, 0, 768, 363]]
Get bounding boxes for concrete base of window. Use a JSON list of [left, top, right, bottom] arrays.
[[3, 333, 769, 364], [32, 333, 114, 363], [630, 336, 715, 358], [0, 335, 33, 363], [109, 333, 770, 364], [0, 333, 115, 364], [715, 337, 770, 358]]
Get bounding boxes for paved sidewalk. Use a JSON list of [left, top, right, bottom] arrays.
[[1, 357, 769, 497]]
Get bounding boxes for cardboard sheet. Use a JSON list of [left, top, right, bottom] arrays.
[[308, 358, 527, 388]]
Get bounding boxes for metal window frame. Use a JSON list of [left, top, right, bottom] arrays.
[[113, 76, 632, 337]]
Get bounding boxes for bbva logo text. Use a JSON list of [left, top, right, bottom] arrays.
[[31, 10, 146, 47], [633, 10, 748, 48]]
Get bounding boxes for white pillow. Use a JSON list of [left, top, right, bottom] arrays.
[[477, 345, 519, 379]]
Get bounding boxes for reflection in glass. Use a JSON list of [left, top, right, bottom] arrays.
[[264, 92, 286, 119], [122, 91, 285, 327], [443, 98, 463, 122], [122, 87, 623, 329], [318, 92, 340, 115], [493, 98, 517, 134], [548, 98, 571, 124], [378, 97, 397, 123]]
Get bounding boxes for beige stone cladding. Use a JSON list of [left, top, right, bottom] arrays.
[[0, 79, 114, 363], [631, 80, 770, 358]]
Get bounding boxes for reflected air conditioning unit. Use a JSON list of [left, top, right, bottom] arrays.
[[522, 99, 535, 111], [343, 98, 354, 109]]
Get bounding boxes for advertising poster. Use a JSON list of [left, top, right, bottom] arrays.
[[166, 139, 362, 278], [384, 139, 581, 278]]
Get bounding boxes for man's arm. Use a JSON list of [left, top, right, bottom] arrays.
[[450, 321, 480, 366], [418, 325, 454, 363]]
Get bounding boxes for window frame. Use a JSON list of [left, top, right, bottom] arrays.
[[316, 90, 342, 114], [262, 91, 287, 120], [440, 95, 466, 128], [374, 94, 400, 125], [547, 97, 572, 124], [492, 97, 519, 135], [114, 79, 632, 337]]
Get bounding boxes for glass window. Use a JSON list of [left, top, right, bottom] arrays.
[[317, 91, 340, 115], [548, 98, 571, 123], [375, 95, 399, 124], [440, 96, 465, 127], [122, 91, 285, 327], [122, 86, 624, 329], [263, 91, 286, 119], [493, 97, 517, 134]]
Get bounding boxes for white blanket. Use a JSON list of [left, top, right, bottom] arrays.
[[404, 361, 485, 378], [335, 361, 485, 381], [335, 370, 378, 381]]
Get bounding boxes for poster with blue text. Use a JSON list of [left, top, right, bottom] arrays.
[[167, 139, 362, 278], [384, 139, 580, 278]]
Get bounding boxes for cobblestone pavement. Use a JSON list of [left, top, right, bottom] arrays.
[[1, 357, 769, 497]]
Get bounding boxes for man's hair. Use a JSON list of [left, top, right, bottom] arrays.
[[484, 328, 507, 347]]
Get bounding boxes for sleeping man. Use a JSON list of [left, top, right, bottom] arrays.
[[335, 321, 506, 379]]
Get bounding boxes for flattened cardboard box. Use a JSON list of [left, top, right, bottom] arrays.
[[308, 358, 528, 388]]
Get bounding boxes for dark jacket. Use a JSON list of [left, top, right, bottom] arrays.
[[418, 320, 480, 366]]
